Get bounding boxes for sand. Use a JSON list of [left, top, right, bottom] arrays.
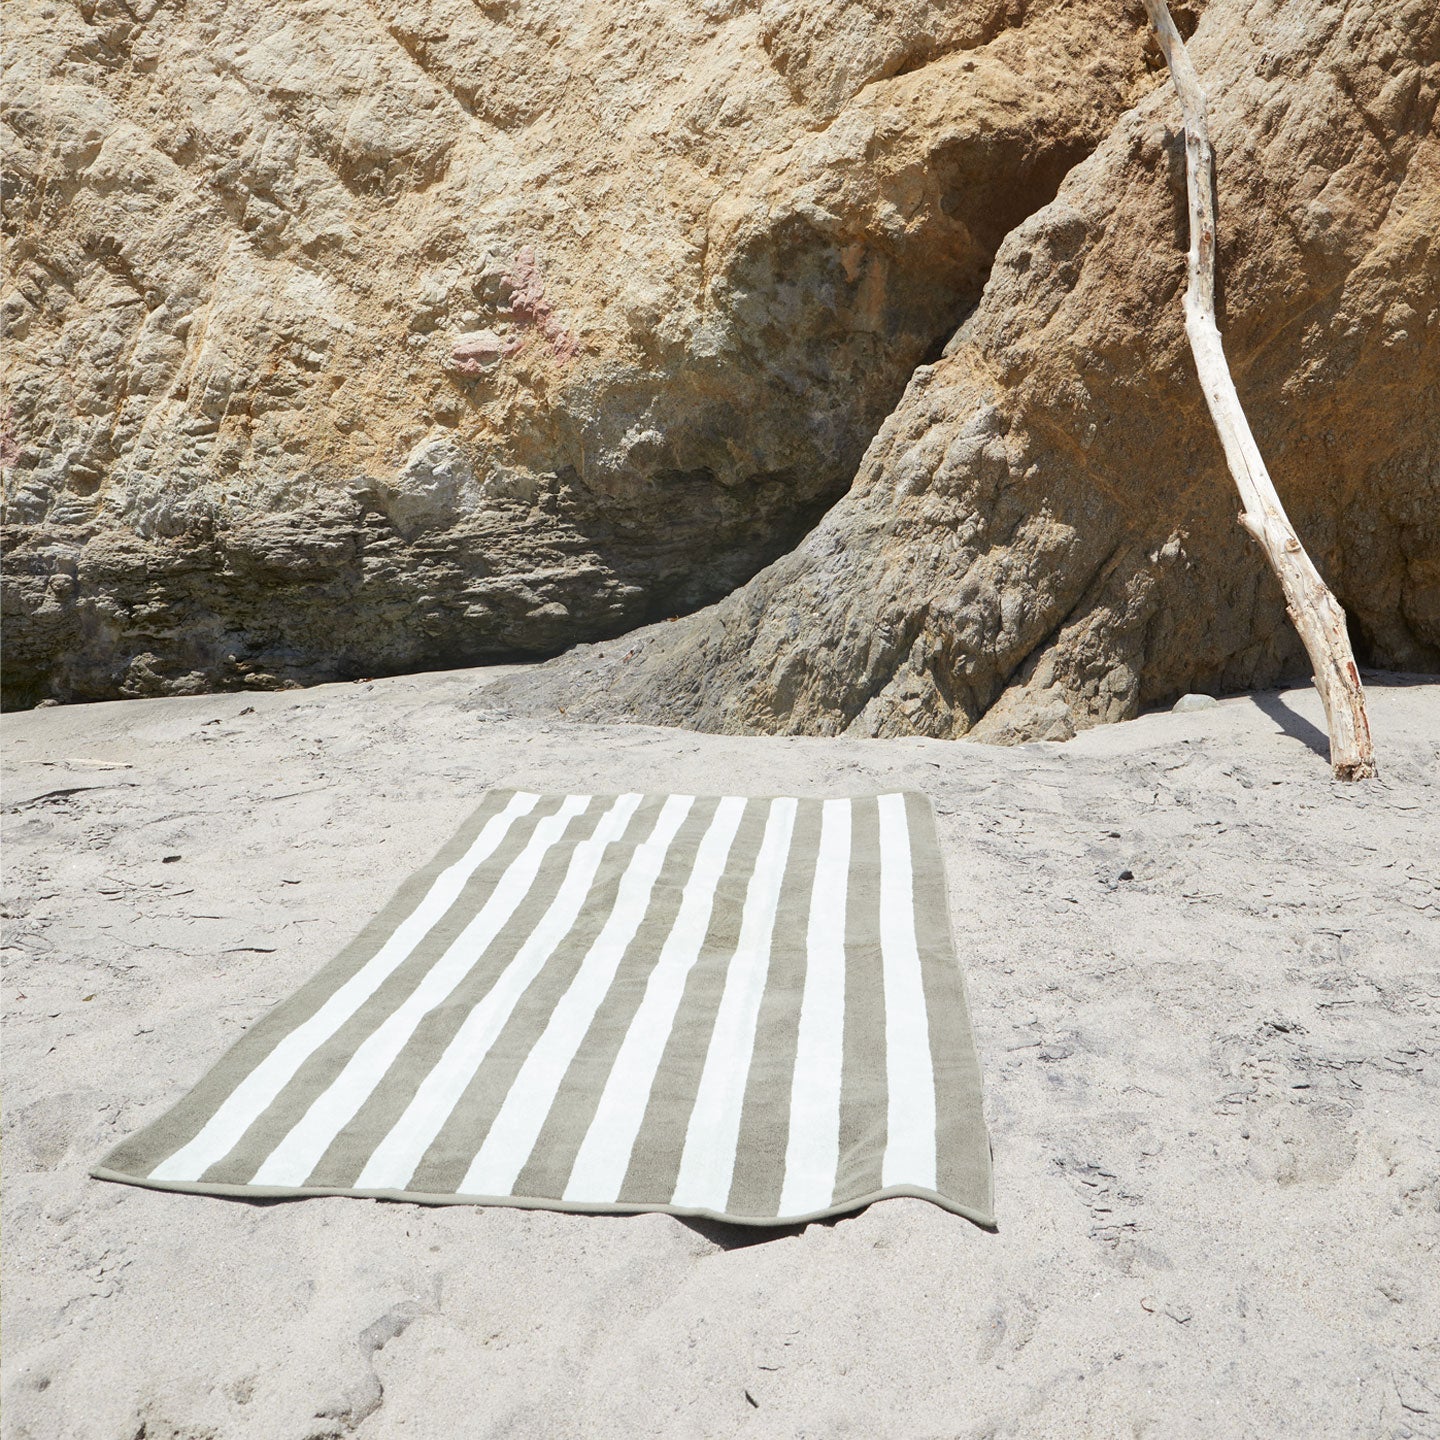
[[3, 670, 1438, 1439]]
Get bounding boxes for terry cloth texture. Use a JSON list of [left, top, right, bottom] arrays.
[[95, 791, 994, 1228]]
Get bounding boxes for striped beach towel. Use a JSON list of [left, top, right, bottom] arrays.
[[96, 791, 993, 1228]]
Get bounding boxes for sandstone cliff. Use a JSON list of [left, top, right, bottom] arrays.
[[4, 0, 1435, 734], [3, 0, 1164, 708], [506, 0, 1440, 741]]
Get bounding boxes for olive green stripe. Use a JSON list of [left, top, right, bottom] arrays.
[[725, 797, 823, 1218], [908, 793, 993, 1216], [834, 795, 889, 1205]]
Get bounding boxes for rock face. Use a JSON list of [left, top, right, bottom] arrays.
[[510, 0, 1440, 742], [1, 0, 1164, 708]]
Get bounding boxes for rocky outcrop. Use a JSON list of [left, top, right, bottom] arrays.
[[505, 0, 1440, 741], [1, 0, 1165, 708]]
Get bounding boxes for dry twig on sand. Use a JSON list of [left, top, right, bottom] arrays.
[[1143, 0, 1377, 780]]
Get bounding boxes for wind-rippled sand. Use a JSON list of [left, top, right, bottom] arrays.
[[3, 671, 1437, 1439]]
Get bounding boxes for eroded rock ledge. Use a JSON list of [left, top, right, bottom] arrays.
[[2, 0, 1165, 708]]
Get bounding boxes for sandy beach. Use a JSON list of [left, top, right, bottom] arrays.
[[3, 671, 1438, 1438]]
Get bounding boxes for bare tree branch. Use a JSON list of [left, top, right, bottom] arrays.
[[1143, 0, 1377, 780]]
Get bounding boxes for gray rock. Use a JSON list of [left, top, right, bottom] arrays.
[[1172, 694, 1221, 714]]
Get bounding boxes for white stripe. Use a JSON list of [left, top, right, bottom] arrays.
[[149, 791, 542, 1183], [246, 796, 594, 1187], [777, 798, 851, 1216], [353, 794, 645, 1192], [670, 798, 798, 1212], [877, 792, 937, 1189], [563, 797, 748, 1203], [459, 795, 696, 1197]]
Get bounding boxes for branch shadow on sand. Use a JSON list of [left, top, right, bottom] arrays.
[[1248, 688, 1330, 760]]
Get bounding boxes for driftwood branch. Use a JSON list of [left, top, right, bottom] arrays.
[[1143, 0, 1377, 780]]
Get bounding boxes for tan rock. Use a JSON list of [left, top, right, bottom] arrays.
[[515, 0, 1440, 741], [1, 0, 1157, 706]]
